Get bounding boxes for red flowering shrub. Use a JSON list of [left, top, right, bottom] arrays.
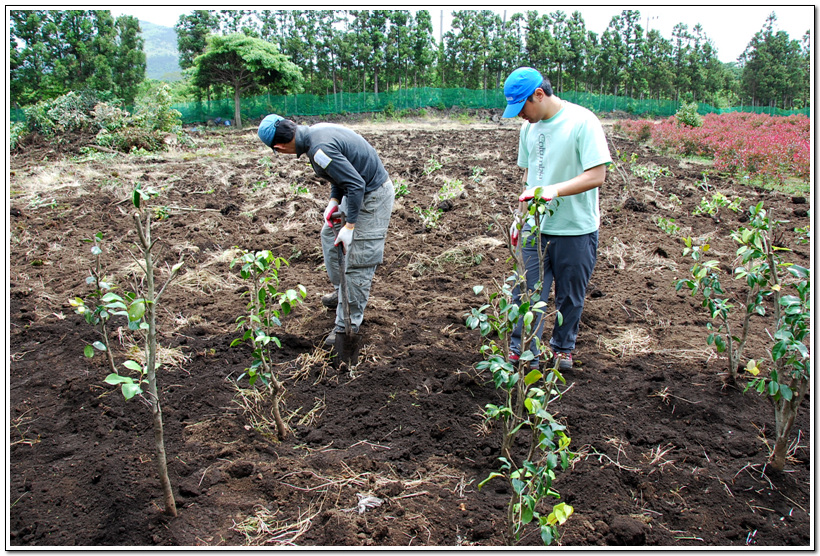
[[616, 112, 810, 183]]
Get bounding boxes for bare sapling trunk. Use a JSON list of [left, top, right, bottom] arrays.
[[250, 276, 288, 440], [771, 380, 809, 470], [260, 357, 287, 441], [134, 211, 182, 517], [764, 245, 809, 471], [233, 87, 242, 128]]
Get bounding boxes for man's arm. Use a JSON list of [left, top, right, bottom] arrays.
[[314, 144, 367, 225], [552, 164, 607, 197], [520, 164, 607, 202]]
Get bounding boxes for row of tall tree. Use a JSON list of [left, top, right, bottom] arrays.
[[8, 9, 810, 112], [173, 9, 809, 110], [9, 10, 146, 106]]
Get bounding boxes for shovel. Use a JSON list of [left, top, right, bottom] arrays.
[[332, 212, 361, 368]]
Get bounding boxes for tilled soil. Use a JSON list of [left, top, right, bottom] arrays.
[[8, 115, 812, 547]]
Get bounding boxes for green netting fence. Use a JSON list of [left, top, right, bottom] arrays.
[[10, 88, 809, 125], [172, 88, 809, 124]]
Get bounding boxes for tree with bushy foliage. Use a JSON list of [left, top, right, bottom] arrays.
[[410, 10, 437, 88], [113, 15, 146, 105], [189, 33, 302, 127]]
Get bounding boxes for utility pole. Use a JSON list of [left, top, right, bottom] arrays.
[[646, 15, 659, 32]]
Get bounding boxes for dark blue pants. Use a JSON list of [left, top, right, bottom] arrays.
[[510, 226, 598, 358]]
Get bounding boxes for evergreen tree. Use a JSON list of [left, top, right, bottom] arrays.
[[114, 15, 146, 105], [739, 13, 806, 108], [9, 9, 145, 108], [175, 10, 220, 70], [410, 10, 436, 88]]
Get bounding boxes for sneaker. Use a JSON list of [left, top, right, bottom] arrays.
[[552, 352, 573, 371], [321, 291, 338, 308], [509, 353, 540, 370]]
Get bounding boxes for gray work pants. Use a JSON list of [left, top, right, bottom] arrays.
[[321, 179, 395, 332], [510, 225, 598, 358]]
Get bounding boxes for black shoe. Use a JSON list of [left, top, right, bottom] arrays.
[[321, 291, 338, 308], [324, 328, 341, 346], [324, 326, 353, 346]]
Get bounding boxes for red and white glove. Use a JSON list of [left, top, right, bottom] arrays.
[[519, 185, 558, 203], [335, 224, 354, 253], [323, 199, 340, 228], [510, 214, 523, 247]]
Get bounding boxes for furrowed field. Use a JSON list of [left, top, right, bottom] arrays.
[[8, 110, 811, 547]]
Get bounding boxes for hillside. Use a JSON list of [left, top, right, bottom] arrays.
[[140, 20, 182, 81]]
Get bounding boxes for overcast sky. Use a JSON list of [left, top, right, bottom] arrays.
[[109, 5, 814, 64]]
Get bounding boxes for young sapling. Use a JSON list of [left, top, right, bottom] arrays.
[[102, 183, 185, 516], [677, 202, 810, 470], [231, 249, 306, 441]]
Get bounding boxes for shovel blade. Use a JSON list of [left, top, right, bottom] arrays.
[[334, 331, 361, 369]]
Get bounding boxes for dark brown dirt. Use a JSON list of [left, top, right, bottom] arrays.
[[8, 115, 812, 547]]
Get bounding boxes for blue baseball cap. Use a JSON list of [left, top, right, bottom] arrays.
[[502, 67, 543, 118], [258, 114, 285, 147]]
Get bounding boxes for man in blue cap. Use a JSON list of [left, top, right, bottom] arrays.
[[502, 67, 612, 372], [258, 115, 395, 346]]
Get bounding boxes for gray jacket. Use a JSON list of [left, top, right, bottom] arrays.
[[294, 123, 388, 224]]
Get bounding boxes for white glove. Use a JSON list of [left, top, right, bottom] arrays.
[[520, 184, 558, 203], [324, 199, 340, 228], [335, 224, 354, 253]]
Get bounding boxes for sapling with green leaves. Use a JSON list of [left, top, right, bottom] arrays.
[[135, 186, 184, 514], [692, 191, 743, 222], [737, 206, 810, 471], [676, 202, 810, 470], [676, 202, 779, 383], [423, 155, 443, 175], [230, 249, 306, 441], [631, 163, 672, 190], [466, 192, 574, 544], [72, 185, 183, 516]]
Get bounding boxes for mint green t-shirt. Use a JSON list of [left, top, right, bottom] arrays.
[[517, 101, 612, 235]]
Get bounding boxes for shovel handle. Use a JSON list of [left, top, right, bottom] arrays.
[[333, 212, 352, 336]]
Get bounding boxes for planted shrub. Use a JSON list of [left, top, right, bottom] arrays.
[[676, 202, 810, 470], [466, 195, 574, 544], [69, 232, 141, 376], [231, 250, 306, 441], [675, 101, 703, 128]]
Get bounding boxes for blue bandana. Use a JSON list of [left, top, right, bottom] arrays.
[[258, 114, 285, 147]]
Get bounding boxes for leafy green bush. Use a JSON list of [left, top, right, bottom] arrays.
[[9, 122, 26, 150], [23, 90, 104, 137], [18, 84, 184, 153], [383, 102, 396, 119], [675, 101, 703, 128]]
